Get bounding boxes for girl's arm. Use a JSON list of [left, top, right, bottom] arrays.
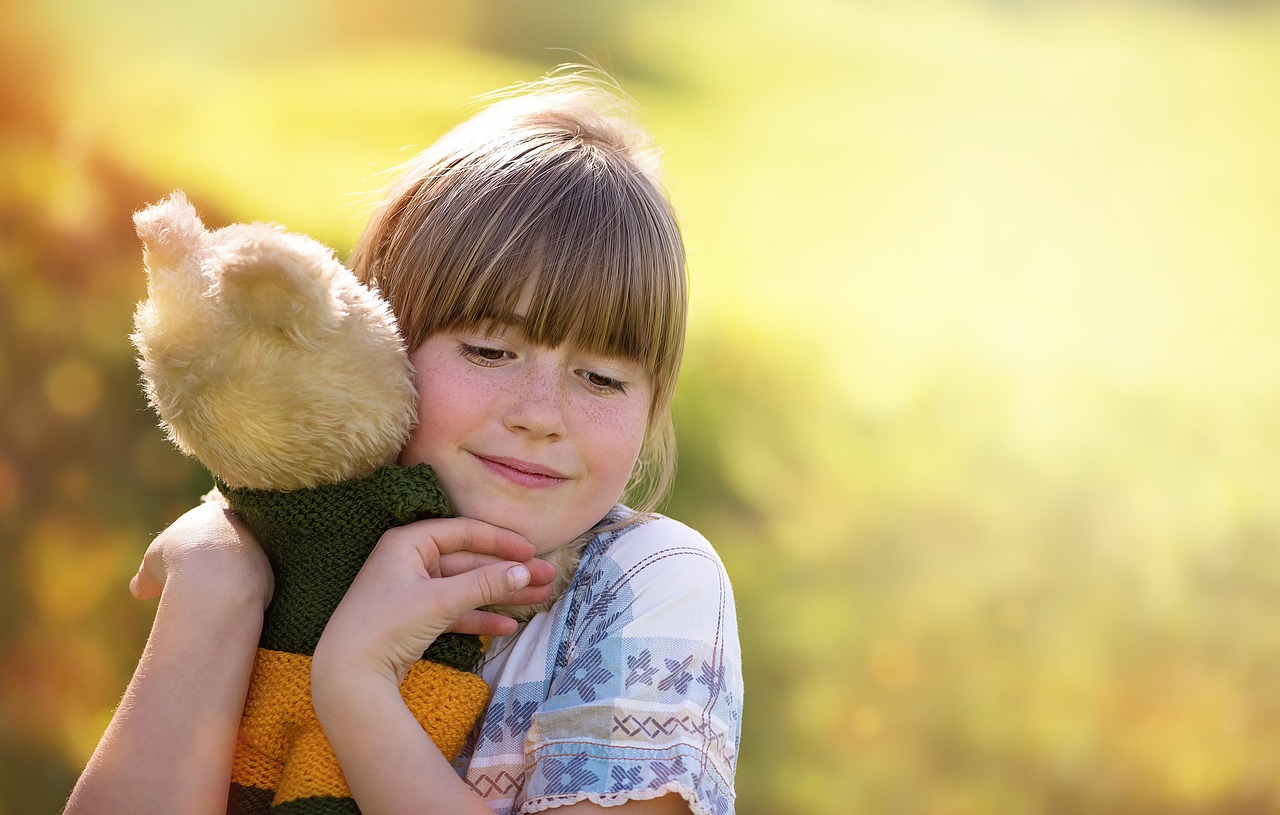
[[64, 502, 272, 815], [310, 518, 693, 815]]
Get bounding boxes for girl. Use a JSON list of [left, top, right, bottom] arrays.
[[66, 74, 742, 815]]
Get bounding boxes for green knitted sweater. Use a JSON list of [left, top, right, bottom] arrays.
[[219, 463, 490, 814]]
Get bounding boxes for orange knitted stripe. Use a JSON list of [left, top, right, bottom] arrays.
[[231, 647, 492, 805]]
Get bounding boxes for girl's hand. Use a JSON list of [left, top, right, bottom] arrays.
[[313, 517, 556, 688], [130, 500, 274, 611]]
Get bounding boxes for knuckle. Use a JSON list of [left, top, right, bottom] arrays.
[[477, 569, 506, 605]]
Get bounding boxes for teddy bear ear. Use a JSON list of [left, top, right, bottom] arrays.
[[133, 191, 212, 316], [213, 225, 344, 340], [133, 191, 205, 261], [134, 189, 202, 248]]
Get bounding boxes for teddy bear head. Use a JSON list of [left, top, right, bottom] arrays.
[[131, 192, 417, 492]]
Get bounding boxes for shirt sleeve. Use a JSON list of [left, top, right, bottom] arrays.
[[518, 518, 743, 815]]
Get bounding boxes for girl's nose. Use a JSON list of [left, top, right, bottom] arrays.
[[504, 359, 568, 438]]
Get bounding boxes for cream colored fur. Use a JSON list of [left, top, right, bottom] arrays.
[[132, 191, 575, 619]]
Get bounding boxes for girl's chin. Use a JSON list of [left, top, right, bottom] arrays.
[[452, 498, 604, 553], [459, 508, 557, 550], [499, 522, 586, 556]]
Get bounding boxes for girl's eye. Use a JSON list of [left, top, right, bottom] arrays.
[[581, 370, 628, 395], [459, 343, 511, 366]]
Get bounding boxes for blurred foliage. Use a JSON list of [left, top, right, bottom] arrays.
[[5, 0, 1280, 813]]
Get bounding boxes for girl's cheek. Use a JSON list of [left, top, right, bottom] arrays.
[[600, 403, 649, 463]]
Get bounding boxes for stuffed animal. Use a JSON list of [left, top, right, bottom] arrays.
[[131, 192, 573, 813]]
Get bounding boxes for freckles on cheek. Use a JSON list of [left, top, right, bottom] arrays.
[[413, 368, 510, 457], [585, 401, 649, 456], [421, 358, 462, 393]]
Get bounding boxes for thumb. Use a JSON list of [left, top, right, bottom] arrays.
[[443, 561, 531, 614], [130, 566, 163, 601]]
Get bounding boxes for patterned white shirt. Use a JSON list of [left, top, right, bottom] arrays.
[[456, 510, 743, 814]]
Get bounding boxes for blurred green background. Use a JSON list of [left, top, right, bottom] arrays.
[[4, 0, 1280, 812]]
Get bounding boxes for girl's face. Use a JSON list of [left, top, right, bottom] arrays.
[[399, 319, 652, 554]]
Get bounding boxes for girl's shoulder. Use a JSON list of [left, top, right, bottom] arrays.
[[570, 510, 736, 629], [586, 510, 727, 582], [600, 509, 716, 554]]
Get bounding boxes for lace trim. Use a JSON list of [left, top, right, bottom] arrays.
[[520, 782, 709, 815]]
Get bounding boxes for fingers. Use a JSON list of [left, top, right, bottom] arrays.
[[127, 502, 273, 608], [320, 550, 549, 678], [387, 517, 536, 562], [370, 520, 559, 615], [447, 581, 555, 635], [130, 530, 167, 601], [484, 575, 556, 608], [450, 610, 521, 638], [438, 551, 558, 587], [428, 561, 533, 619], [130, 569, 159, 601], [419, 559, 554, 634], [316, 519, 569, 684]]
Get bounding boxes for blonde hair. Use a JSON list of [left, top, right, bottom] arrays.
[[350, 73, 687, 513]]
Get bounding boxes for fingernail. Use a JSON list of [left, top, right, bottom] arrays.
[[129, 574, 141, 599], [507, 563, 530, 590]]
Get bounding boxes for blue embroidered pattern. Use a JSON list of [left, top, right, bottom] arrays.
[[658, 655, 695, 694], [542, 755, 599, 794], [625, 650, 658, 688], [559, 646, 614, 703]]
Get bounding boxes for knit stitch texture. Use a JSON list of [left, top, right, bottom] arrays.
[[220, 464, 490, 813]]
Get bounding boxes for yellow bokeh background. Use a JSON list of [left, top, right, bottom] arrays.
[[3, 1, 1280, 812]]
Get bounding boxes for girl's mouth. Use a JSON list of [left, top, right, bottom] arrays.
[[474, 454, 569, 488]]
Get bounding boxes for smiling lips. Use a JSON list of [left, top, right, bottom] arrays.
[[474, 454, 569, 489]]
